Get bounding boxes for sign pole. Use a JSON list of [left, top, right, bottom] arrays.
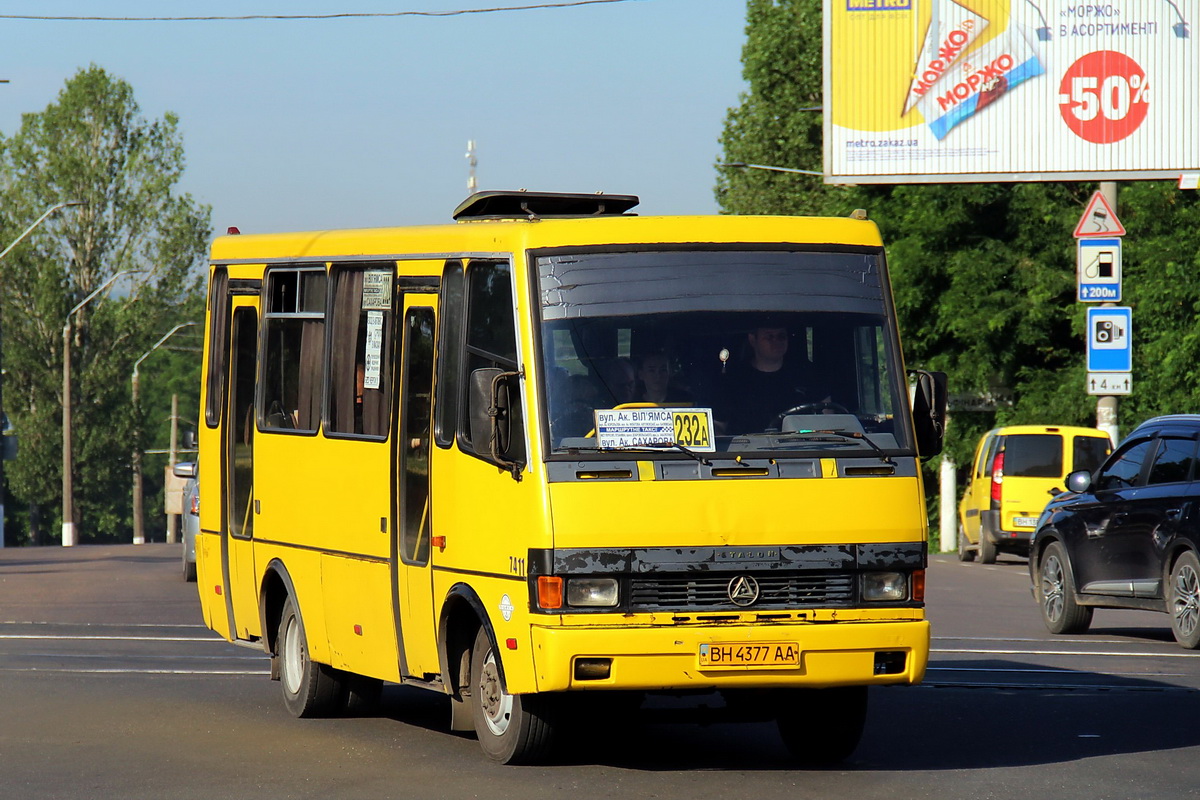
[[1096, 181, 1119, 445]]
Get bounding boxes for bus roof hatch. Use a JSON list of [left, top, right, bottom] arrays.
[[452, 190, 640, 221]]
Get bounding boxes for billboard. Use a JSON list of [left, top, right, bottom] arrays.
[[823, 0, 1199, 183]]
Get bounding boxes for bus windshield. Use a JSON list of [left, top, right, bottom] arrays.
[[536, 248, 912, 457]]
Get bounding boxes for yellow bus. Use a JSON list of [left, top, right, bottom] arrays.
[[195, 191, 946, 764]]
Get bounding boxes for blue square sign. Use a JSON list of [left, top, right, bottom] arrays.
[[1086, 307, 1132, 372]]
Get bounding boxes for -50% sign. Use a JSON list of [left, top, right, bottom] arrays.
[[1058, 50, 1149, 144]]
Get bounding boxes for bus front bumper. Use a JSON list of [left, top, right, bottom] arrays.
[[528, 619, 930, 693]]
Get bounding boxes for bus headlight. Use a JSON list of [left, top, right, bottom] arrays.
[[567, 578, 619, 607], [862, 571, 908, 602]]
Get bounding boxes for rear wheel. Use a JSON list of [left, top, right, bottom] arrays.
[[1168, 551, 1200, 649], [957, 525, 976, 562], [978, 529, 997, 564], [470, 626, 556, 764], [277, 595, 344, 717], [775, 686, 867, 766], [1037, 541, 1092, 635]]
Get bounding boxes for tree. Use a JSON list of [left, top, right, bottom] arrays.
[[719, 1, 1200, 523], [0, 65, 210, 544]]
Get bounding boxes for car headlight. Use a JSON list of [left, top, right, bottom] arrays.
[[862, 571, 908, 602], [566, 577, 619, 607]]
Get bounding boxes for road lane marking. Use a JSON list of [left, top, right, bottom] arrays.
[[0, 667, 268, 675], [0, 634, 233, 643], [933, 646, 1200, 659]]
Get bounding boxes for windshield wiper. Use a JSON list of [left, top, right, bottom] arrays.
[[562, 442, 713, 466], [775, 429, 895, 465]]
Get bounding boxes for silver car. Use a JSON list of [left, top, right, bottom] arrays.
[[173, 461, 199, 582]]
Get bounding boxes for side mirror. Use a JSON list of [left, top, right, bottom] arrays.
[[909, 370, 948, 459], [1066, 470, 1092, 494], [468, 367, 524, 478], [182, 429, 197, 450], [172, 461, 198, 479]]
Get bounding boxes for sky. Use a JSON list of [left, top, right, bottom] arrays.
[[0, 1, 749, 236]]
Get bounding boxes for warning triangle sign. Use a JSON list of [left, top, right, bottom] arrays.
[[1074, 191, 1126, 237]]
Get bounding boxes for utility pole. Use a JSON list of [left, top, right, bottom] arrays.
[[62, 268, 140, 546]]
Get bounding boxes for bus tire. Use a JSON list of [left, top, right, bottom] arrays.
[[775, 686, 867, 766], [278, 595, 343, 718], [470, 626, 555, 764]]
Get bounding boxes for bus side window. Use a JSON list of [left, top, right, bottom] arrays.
[[459, 260, 524, 464], [261, 267, 326, 433], [327, 265, 394, 438], [434, 260, 464, 449]]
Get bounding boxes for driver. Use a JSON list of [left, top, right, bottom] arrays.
[[715, 323, 828, 434]]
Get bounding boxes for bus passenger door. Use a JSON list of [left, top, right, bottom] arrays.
[[224, 300, 261, 640], [394, 299, 439, 678]]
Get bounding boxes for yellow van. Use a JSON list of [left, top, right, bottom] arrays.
[[958, 425, 1111, 563]]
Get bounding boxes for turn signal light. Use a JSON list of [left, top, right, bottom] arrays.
[[912, 569, 925, 603], [537, 576, 564, 609]]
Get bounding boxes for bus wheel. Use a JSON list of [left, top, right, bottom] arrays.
[[775, 686, 867, 766], [470, 627, 555, 764], [278, 595, 343, 718]]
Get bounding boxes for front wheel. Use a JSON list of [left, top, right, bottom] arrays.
[[1036, 541, 1093, 635], [1168, 551, 1200, 649], [277, 595, 345, 717], [470, 627, 556, 764], [775, 686, 867, 766]]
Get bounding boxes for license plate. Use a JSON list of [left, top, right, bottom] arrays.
[[699, 642, 799, 668], [1013, 516, 1039, 528]]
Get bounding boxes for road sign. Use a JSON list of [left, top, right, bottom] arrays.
[[1087, 373, 1132, 396], [1086, 306, 1132, 373], [1077, 238, 1122, 302], [1074, 190, 1126, 237]]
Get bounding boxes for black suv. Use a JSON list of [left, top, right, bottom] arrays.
[[1029, 415, 1200, 649]]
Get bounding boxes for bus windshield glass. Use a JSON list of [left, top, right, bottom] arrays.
[[536, 249, 912, 457]]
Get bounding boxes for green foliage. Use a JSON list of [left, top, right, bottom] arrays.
[[0, 65, 210, 544], [720, 0, 1200, 526]]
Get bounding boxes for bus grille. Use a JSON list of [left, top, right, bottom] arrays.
[[627, 572, 855, 611]]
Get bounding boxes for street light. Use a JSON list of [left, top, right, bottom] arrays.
[[721, 161, 824, 177], [0, 201, 84, 550], [131, 322, 198, 545], [62, 268, 141, 547]]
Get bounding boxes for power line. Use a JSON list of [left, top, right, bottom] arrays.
[[0, 0, 644, 22]]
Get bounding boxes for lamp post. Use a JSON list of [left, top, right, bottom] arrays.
[[131, 322, 197, 545], [62, 268, 140, 547], [0, 201, 83, 549], [720, 161, 823, 177]]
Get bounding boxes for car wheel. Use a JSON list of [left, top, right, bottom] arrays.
[[470, 626, 556, 764], [1037, 541, 1093, 634], [1168, 551, 1200, 650], [181, 545, 196, 582], [978, 530, 997, 564], [277, 595, 344, 717], [957, 525, 976, 563], [776, 686, 867, 766]]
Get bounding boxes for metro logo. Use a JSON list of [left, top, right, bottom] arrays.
[[847, 0, 912, 10]]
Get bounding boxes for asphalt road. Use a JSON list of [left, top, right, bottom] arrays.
[[2, 544, 1199, 799]]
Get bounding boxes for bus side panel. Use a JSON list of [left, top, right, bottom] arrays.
[[254, 433, 393, 671], [194, 531, 229, 639], [429, 447, 552, 695]]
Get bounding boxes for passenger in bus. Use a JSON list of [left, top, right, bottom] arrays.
[[595, 358, 637, 407], [715, 324, 828, 434], [635, 351, 690, 405]]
